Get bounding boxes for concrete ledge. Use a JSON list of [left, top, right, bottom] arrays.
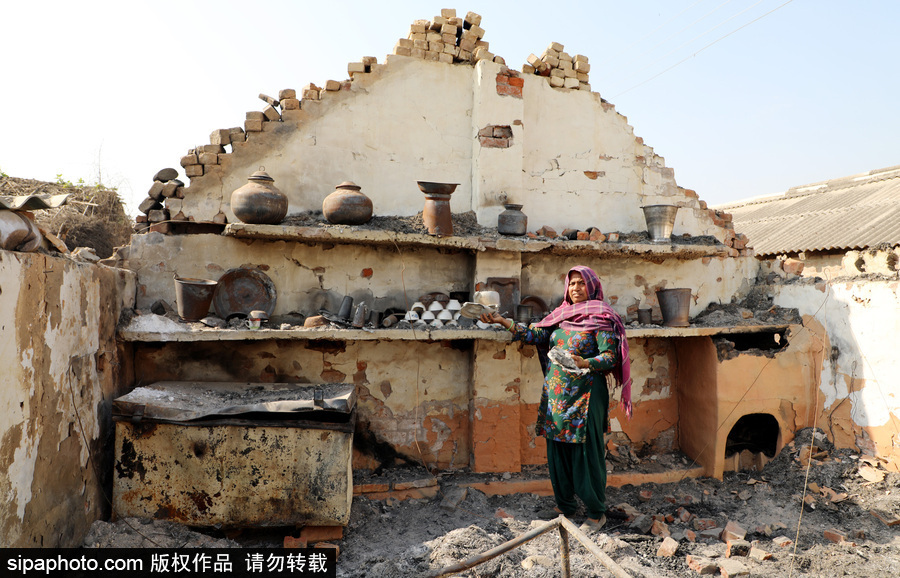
[[119, 322, 791, 343], [223, 223, 728, 259]]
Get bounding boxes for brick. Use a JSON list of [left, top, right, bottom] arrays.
[[639, 489, 653, 502], [548, 41, 564, 52], [411, 47, 427, 59], [574, 54, 589, 63], [409, 31, 426, 41], [281, 98, 300, 110], [782, 258, 804, 276], [198, 144, 224, 154], [469, 24, 485, 38], [548, 76, 565, 88], [772, 536, 792, 548], [576, 71, 590, 82], [440, 23, 457, 36], [576, 231, 589, 240], [244, 119, 263, 133], [353, 483, 390, 494], [479, 136, 509, 148], [148, 222, 172, 234], [302, 88, 320, 100], [147, 208, 169, 223], [718, 559, 749, 577], [749, 547, 772, 561], [685, 529, 697, 542], [283, 536, 307, 549], [393, 477, 437, 490], [606, 232, 619, 242], [722, 521, 747, 541], [496, 84, 522, 98], [430, 16, 446, 30], [441, 8, 456, 18], [523, 65, 535, 75], [425, 50, 439, 61], [429, 41, 444, 52], [574, 60, 591, 73], [161, 180, 183, 198], [348, 62, 366, 75], [426, 31, 441, 42], [657, 536, 679, 557], [246, 110, 265, 121], [493, 56, 506, 65], [180, 154, 199, 167], [508, 76, 524, 88], [278, 88, 296, 100], [558, 51, 572, 62], [147, 181, 165, 201], [258, 93, 279, 107], [564, 68, 577, 79], [464, 11, 482, 27], [492, 126, 512, 138], [563, 77, 579, 89], [409, 23, 427, 35], [544, 55, 560, 68], [677, 507, 693, 523], [299, 526, 343, 542], [185, 164, 204, 177], [209, 128, 231, 146], [725, 539, 750, 557], [651, 520, 671, 538], [823, 529, 845, 544], [198, 152, 218, 165], [438, 52, 453, 64], [473, 47, 494, 62], [361, 56, 377, 66], [263, 104, 281, 121], [589, 229, 607, 242], [685, 555, 718, 574], [138, 197, 162, 214], [699, 528, 723, 541]]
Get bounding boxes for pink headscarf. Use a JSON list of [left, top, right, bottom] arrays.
[[534, 265, 633, 418]]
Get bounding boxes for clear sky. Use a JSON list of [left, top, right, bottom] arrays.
[[2, 1, 897, 215]]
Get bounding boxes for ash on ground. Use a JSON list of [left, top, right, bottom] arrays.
[[85, 428, 899, 577]]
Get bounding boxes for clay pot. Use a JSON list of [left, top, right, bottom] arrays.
[[498, 203, 527, 236], [323, 182, 373, 225], [230, 168, 288, 225], [417, 181, 459, 237]]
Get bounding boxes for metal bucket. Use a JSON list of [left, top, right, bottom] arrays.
[[642, 205, 679, 243], [173, 276, 218, 321], [656, 288, 691, 327]]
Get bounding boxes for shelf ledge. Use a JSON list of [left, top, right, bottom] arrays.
[[222, 223, 729, 259]]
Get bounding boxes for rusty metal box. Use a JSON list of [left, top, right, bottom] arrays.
[[112, 381, 355, 528]]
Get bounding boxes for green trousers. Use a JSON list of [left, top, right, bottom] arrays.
[[546, 381, 608, 519]]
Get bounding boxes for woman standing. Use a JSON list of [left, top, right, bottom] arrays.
[[480, 265, 632, 531]]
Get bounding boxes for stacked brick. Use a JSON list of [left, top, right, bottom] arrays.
[[134, 168, 184, 233], [524, 42, 591, 91], [392, 9, 504, 66]]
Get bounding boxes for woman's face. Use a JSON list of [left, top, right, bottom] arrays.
[[568, 271, 588, 303]]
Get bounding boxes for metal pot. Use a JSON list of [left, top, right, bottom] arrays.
[[498, 204, 527, 236], [323, 181, 373, 225], [230, 168, 288, 225]]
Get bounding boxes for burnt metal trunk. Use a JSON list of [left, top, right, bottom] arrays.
[[112, 381, 355, 528]]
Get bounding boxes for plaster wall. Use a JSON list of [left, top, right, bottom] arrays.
[[171, 57, 731, 244], [774, 279, 900, 469], [0, 250, 135, 547]]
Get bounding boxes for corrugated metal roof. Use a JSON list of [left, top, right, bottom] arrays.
[[0, 193, 71, 211], [715, 166, 900, 256]]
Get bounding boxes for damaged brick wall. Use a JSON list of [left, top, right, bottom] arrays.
[[0, 250, 136, 546]]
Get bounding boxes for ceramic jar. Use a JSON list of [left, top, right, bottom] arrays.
[[323, 181, 373, 225], [230, 168, 288, 225], [498, 203, 527, 236]]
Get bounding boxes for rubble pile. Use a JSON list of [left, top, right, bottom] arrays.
[[392, 9, 502, 66], [135, 167, 184, 233], [525, 42, 591, 91]]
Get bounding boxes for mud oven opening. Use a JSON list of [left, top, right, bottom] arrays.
[[723, 413, 780, 473]]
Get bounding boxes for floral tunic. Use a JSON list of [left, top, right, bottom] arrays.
[[509, 323, 618, 444]]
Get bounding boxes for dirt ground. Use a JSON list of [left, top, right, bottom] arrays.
[[85, 428, 899, 577]]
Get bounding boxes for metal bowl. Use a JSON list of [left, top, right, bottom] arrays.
[[416, 181, 460, 195]]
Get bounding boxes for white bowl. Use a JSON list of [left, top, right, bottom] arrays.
[[428, 301, 444, 312], [476, 320, 491, 329], [411, 301, 425, 314], [421, 311, 436, 321], [404, 311, 419, 321], [430, 319, 444, 328], [413, 320, 428, 329], [446, 299, 462, 311], [444, 319, 459, 327], [437, 310, 453, 320]]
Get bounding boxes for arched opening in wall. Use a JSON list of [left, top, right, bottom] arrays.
[[724, 413, 780, 473]]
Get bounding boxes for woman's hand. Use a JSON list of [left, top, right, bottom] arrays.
[[479, 311, 511, 329], [571, 355, 590, 369]]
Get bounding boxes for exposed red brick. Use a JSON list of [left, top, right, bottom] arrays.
[[782, 258, 805, 276], [496, 74, 510, 84], [300, 526, 343, 542], [685, 555, 718, 574], [361, 268, 373, 278], [479, 136, 510, 148], [353, 483, 390, 494], [722, 520, 747, 541], [393, 477, 437, 490], [824, 529, 845, 544], [725, 539, 750, 557], [496, 84, 522, 98], [772, 536, 792, 548], [283, 536, 307, 548], [692, 518, 717, 531], [508, 76, 524, 88]]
